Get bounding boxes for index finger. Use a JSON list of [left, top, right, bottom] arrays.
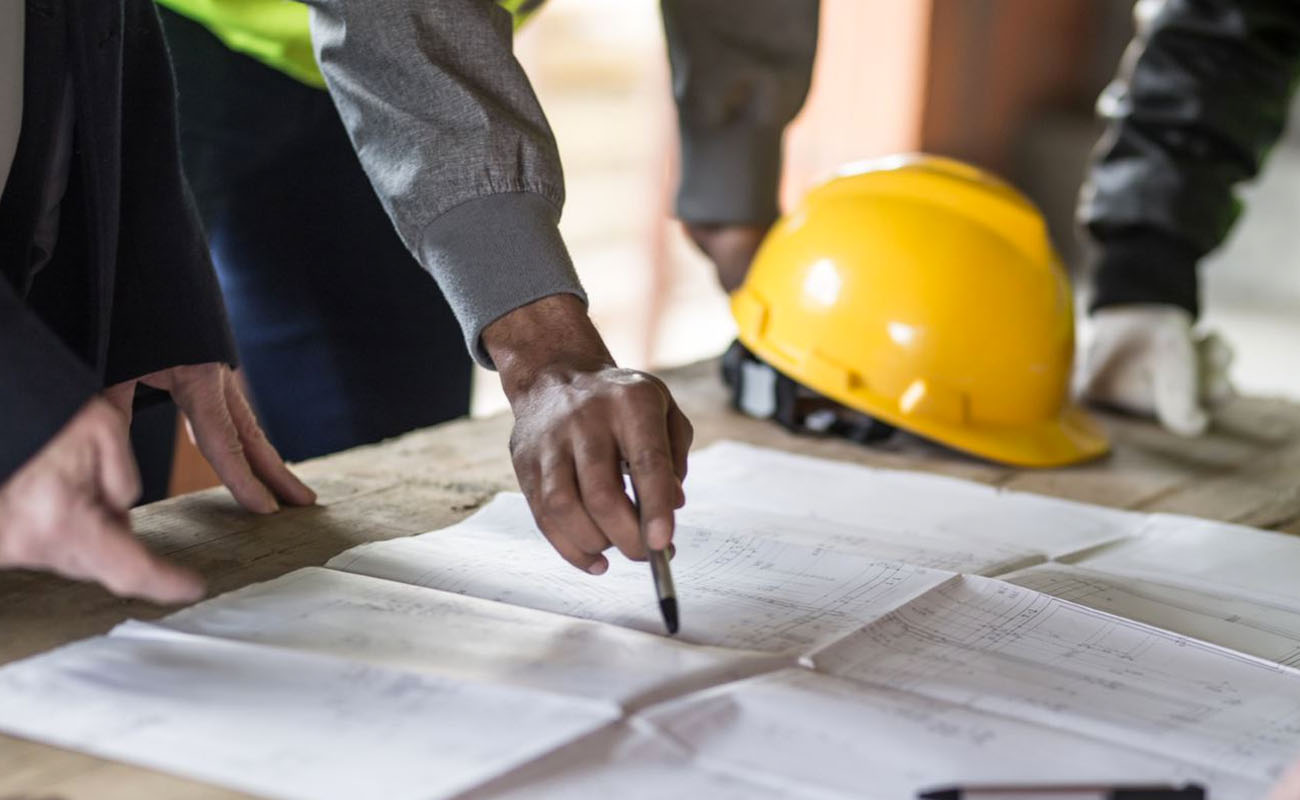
[[617, 382, 681, 552], [225, 374, 317, 506], [171, 376, 279, 514]]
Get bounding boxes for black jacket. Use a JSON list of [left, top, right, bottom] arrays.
[[0, 0, 234, 482], [1078, 0, 1300, 316]]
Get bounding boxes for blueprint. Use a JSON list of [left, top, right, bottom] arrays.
[[0, 442, 1297, 800]]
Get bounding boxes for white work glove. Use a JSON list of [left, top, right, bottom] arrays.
[[1076, 304, 1233, 437]]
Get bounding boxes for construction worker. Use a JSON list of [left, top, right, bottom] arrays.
[[150, 0, 817, 576], [1075, 0, 1300, 436], [1, 0, 816, 597]]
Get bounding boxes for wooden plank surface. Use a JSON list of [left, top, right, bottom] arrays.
[[3, 358, 1300, 798]]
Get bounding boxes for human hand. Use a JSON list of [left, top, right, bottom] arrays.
[[1076, 304, 1233, 437], [105, 363, 316, 513], [684, 222, 768, 293], [483, 295, 693, 574], [0, 397, 203, 602]]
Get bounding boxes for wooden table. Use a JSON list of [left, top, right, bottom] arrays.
[[3, 358, 1300, 799]]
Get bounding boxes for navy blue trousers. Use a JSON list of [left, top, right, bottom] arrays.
[[140, 10, 471, 493]]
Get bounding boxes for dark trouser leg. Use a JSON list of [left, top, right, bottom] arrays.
[[129, 400, 176, 504], [160, 10, 472, 463]]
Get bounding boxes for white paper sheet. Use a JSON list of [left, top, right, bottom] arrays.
[[458, 721, 825, 800], [155, 567, 783, 706], [676, 502, 1039, 576], [1003, 563, 1300, 668], [638, 669, 1261, 800], [1071, 513, 1300, 611], [327, 493, 957, 654], [685, 441, 1147, 558], [0, 622, 616, 800], [810, 575, 1300, 784], [3, 440, 1299, 800]]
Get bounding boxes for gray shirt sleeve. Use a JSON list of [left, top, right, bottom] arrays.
[[302, 0, 585, 367], [662, 0, 819, 226]]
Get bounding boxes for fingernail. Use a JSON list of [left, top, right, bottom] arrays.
[[257, 486, 280, 514], [587, 557, 609, 576], [157, 576, 205, 605], [647, 519, 672, 550], [177, 584, 206, 604]]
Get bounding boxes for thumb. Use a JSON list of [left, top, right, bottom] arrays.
[[88, 400, 143, 512], [1151, 332, 1209, 437], [1074, 325, 1122, 401]]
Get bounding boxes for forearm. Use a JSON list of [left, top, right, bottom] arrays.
[[303, 0, 585, 365], [1079, 0, 1300, 314], [662, 0, 819, 225], [482, 294, 612, 401]]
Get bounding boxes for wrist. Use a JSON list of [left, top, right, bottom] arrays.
[[1088, 228, 1201, 317], [482, 294, 615, 400]]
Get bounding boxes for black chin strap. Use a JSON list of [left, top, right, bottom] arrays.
[[721, 341, 896, 445]]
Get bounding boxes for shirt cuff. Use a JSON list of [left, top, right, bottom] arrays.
[[1087, 228, 1202, 317], [417, 192, 588, 368], [675, 122, 784, 226]]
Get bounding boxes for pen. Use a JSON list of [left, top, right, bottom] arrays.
[[622, 462, 679, 635], [919, 783, 1205, 800]]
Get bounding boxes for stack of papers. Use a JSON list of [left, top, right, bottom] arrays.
[[1, 441, 1299, 799]]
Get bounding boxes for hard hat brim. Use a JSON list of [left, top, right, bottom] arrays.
[[867, 396, 1111, 469]]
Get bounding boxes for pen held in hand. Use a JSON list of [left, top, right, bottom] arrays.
[[622, 461, 679, 635]]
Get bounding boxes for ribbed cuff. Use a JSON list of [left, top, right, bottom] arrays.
[[1087, 228, 1202, 317], [676, 122, 784, 225], [417, 192, 587, 368]]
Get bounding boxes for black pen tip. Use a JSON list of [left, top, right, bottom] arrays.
[[660, 598, 679, 635]]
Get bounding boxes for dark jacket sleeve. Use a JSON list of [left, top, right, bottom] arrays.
[[661, 0, 819, 226], [1078, 0, 1300, 316], [0, 2, 97, 483], [104, 0, 236, 385], [0, 281, 99, 482], [0, 0, 234, 484]]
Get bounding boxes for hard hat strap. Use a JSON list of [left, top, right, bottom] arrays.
[[721, 341, 895, 445]]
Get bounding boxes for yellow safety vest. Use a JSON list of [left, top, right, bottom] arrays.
[[157, 0, 542, 89]]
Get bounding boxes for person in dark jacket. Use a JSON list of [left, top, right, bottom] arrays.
[[0, 0, 316, 602], [1075, 0, 1300, 436]]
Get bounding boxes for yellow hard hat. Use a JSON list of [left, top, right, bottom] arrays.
[[730, 154, 1108, 467]]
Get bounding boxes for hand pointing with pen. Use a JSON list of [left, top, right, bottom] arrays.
[[482, 295, 693, 576]]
